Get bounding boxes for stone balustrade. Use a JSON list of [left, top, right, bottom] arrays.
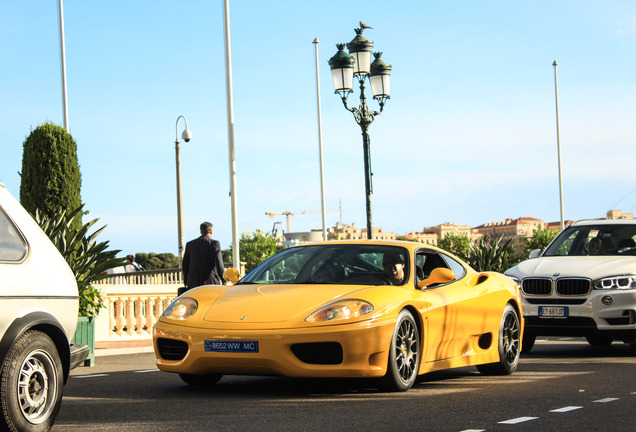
[[93, 269, 183, 350]]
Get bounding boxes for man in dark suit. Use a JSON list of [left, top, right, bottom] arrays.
[[182, 222, 225, 290]]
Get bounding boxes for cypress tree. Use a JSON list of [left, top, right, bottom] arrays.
[[20, 122, 82, 222]]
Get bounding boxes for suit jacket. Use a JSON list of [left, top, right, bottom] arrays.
[[182, 235, 225, 288]]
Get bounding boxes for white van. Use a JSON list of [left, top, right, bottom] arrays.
[[0, 183, 88, 431]]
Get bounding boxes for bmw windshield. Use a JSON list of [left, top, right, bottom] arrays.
[[543, 224, 636, 257]]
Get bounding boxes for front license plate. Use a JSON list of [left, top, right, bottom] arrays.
[[204, 340, 259, 353], [538, 306, 568, 318]]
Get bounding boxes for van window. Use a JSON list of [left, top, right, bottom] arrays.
[[0, 207, 26, 261]]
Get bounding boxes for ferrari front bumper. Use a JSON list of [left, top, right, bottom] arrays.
[[153, 317, 395, 378]]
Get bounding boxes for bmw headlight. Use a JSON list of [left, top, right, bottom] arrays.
[[306, 299, 374, 323], [507, 275, 521, 285], [593, 276, 636, 290], [163, 297, 198, 320]]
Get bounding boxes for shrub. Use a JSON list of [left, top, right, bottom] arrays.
[[135, 252, 178, 270], [20, 123, 82, 227], [437, 232, 471, 260], [235, 229, 278, 272], [465, 236, 522, 273], [36, 205, 125, 317]]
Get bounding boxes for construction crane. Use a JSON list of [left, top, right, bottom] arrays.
[[265, 210, 336, 233]]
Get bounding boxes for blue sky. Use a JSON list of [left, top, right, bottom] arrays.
[[2, 1, 636, 259]]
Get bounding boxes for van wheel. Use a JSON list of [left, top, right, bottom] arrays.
[[1, 330, 63, 432]]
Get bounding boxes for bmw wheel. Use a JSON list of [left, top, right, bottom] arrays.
[[477, 304, 520, 375], [0, 330, 63, 432], [179, 373, 223, 386], [521, 333, 535, 353], [380, 310, 420, 392], [585, 334, 612, 346]]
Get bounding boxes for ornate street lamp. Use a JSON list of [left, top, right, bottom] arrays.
[[329, 26, 392, 239], [175, 115, 192, 267]]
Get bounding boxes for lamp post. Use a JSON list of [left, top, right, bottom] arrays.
[[553, 61, 565, 230], [175, 115, 192, 267], [329, 26, 391, 240]]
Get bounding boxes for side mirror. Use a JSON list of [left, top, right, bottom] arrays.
[[418, 267, 455, 289], [529, 249, 542, 259], [223, 268, 240, 284]]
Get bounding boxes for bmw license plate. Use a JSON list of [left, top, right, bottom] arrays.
[[538, 306, 568, 318], [205, 340, 259, 353]]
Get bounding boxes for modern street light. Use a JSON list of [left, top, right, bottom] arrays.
[[329, 26, 391, 240], [553, 61, 565, 230], [175, 115, 192, 267]]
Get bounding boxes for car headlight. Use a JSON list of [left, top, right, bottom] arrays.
[[593, 276, 636, 290], [306, 299, 374, 323], [163, 297, 198, 320]]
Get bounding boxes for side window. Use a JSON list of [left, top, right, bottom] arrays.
[[0, 207, 26, 262], [415, 250, 449, 280], [442, 254, 467, 280]]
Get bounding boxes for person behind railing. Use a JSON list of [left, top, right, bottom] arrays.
[[105, 262, 126, 284], [125, 254, 145, 272]]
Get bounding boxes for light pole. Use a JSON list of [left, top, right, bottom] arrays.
[[57, 0, 69, 130], [553, 61, 565, 230], [329, 26, 391, 240], [314, 38, 328, 241], [175, 115, 192, 267]]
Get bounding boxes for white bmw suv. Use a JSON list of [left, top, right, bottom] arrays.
[[506, 219, 636, 353], [0, 183, 88, 431]]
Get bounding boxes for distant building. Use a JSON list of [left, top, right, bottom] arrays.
[[403, 231, 437, 245], [472, 217, 546, 251], [606, 210, 633, 219], [326, 222, 396, 240], [328, 222, 362, 240], [276, 210, 629, 251], [282, 230, 325, 247]]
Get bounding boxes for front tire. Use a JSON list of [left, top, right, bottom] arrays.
[[0, 330, 64, 432], [586, 334, 612, 346], [178, 373, 223, 386], [477, 304, 520, 375], [379, 310, 420, 392]]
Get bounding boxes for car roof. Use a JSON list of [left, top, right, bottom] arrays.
[[570, 218, 636, 227]]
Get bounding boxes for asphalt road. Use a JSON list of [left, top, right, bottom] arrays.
[[55, 338, 636, 432]]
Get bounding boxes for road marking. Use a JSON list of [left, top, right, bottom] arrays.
[[134, 369, 159, 373], [498, 417, 538, 424], [459, 429, 485, 432], [593, 397, 619, 403], [550, 406, 583, 413], [72, 374, 109, 379]]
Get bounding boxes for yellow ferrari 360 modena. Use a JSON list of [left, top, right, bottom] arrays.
[[153, 240, 523, 391]]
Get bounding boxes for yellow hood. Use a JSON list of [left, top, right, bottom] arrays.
[[202, 283, 363, 323]]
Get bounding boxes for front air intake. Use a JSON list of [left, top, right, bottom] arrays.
[[157, 338, 189, 361], [291, 342, 343, 365]]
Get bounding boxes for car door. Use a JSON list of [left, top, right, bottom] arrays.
[[416, 249, 478, 362]]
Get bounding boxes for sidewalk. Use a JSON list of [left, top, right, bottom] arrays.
[[94, 339, 154, 357]]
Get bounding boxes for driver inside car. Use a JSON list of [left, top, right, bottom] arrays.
[[382, 252, 406, 285]]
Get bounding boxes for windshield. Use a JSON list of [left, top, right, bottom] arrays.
[[543, 224, 636, 257], [240, 244, 410, 285]]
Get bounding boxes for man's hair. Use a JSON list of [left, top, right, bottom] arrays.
[[200, 222, 213, 234], [126, 254, 135, 262], [382, 251, 404, 265]]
